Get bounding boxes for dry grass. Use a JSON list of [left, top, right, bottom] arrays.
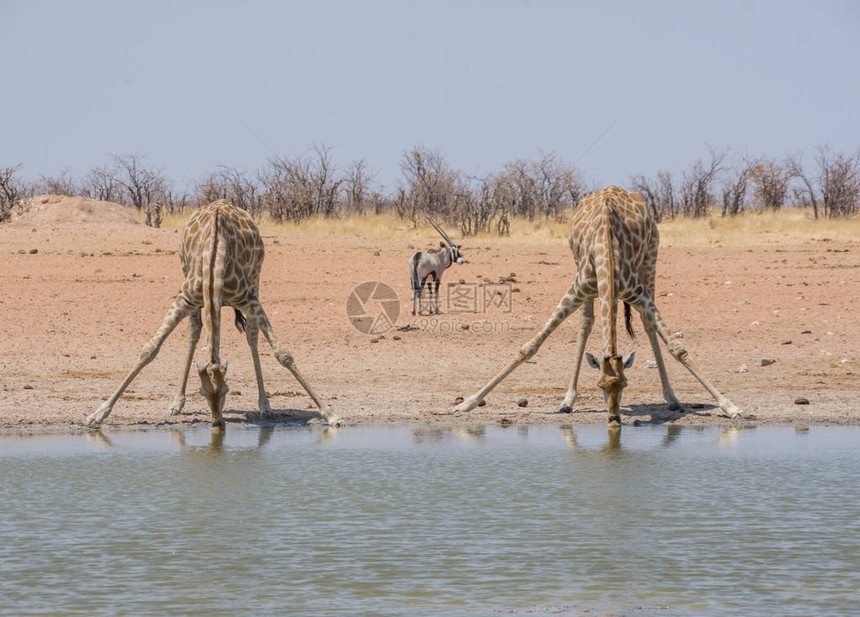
[[142, 207, 860, 248], [657, 209, 860, 247]]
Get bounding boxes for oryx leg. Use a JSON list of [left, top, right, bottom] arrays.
[[631, 294, 741, 418], [412, 281, 423, 316], [417, 276, 429, 316], [434, 278, 442, 314], [87, 296, 193, 427], [558, 299, 595, 413], [454, 278, 589, 413], [168, 310, 202, 416], [242, 299, 342, 426]]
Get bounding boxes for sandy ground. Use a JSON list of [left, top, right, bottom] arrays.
[[1, 196, 858, 431]]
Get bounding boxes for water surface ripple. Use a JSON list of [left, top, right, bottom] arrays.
[[1, 425, 858, 616]]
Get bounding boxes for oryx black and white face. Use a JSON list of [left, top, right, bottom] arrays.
[[451, 244, 464, 264]]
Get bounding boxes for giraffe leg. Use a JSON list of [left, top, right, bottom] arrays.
[[243, 299, 342, 426], [633, 296, 741, 418], [638, 309, 681, 410], [559, 299, 595, 413], [244, 314, 273, 418], [87, 297, 193, 427], [168, 310, 202, 416], [454, 278, 588, 413]]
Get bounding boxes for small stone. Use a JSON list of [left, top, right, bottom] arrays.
[[478, 399, 487, 407], [782, 340, 792, 345], [751, 321, 761, 326], [801, 330, 812, 334], [516, 398, 528, 408], [392, 335, 401, 341], [453, 396, 464, 405], [753, 358, 776, 367], [23, 385, 34, 390], [841, 358, 850, 364], [794, 397, 810, 405], [645, 360, 658, 369], [739, 364, 749, 373], [29, 248, 38, 254]]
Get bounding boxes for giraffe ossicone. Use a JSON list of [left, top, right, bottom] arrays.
[[453, 185, 742, 423], [85, 200, 341, 429]]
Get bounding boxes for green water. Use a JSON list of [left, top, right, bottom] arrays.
[[1, 425, 858, 616]]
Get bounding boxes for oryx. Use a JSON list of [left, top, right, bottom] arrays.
[[409, 218, 464, 316]]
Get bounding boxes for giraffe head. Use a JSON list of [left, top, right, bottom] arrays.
[[196, 362, 229, 426], [586, 352, 635, 423]]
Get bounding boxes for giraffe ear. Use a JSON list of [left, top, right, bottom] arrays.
[[623, 351, 635, 369], [585, 353, 600, 369]]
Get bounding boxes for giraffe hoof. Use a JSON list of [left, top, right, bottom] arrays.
[[558, 406, 573, 414], [723, 404, 742, 419], [325, 413, 343, 427], [85, 403, 111, 427], [667, 401, 681, 411], [168, 395, 185, 416]]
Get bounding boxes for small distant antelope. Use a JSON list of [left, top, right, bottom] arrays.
[[409, 218, 464, 315]]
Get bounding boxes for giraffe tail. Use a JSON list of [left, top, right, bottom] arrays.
[[624, 301, 635, 338]]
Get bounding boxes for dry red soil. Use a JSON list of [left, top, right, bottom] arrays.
[[2, 196, 858, 430]]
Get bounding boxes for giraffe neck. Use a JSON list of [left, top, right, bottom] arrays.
[[202, 208, 223, 365], [599, 208, 618, 358]]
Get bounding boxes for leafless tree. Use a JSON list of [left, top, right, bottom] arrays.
[[0, 163, 31, 222], [720, 160, 752, 217], [631, 171, 679, 221], [747, 158, 792, 212], [680, 148, 725, 218], [398, 146, 459, 224], [344, 159, 375, 213], [816, 145, 860, 218], [111, 155, 168, 227], [34, 167, 77, 196], [197, 166, 262, 217], [786, 153, 819, 219], [458, 176, 503, 236], [309, 144, 343, 218], [81, 165, 123, 203]]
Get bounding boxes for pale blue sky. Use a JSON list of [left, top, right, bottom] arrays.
[[2, 0, 858, 191]]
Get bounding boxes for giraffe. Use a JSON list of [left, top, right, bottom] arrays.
[[85, 200, 341, 429], [453, 186, 741, 424]]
